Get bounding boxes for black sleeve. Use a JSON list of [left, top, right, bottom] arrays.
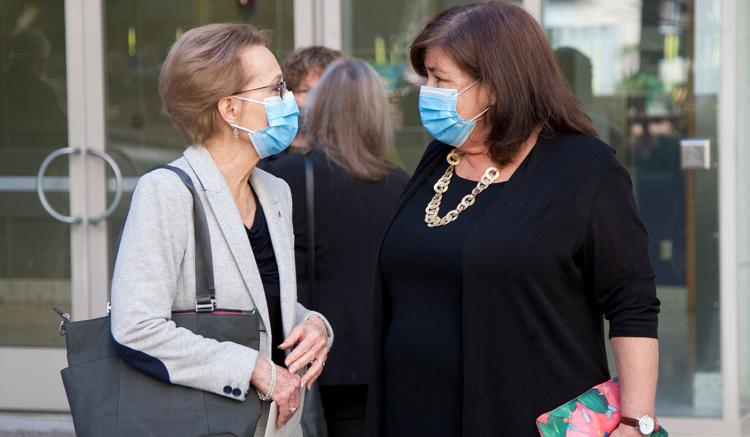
[[582, 164, 660, 338]]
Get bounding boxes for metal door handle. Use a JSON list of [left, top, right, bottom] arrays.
[[37, 147, 81, 224], [36, 147, 123, 224], [87, 148, 123, 224]]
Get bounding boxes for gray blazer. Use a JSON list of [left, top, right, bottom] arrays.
[[110, 144, 333, 404]]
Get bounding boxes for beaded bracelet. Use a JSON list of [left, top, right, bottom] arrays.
[[257, 358, 276, 401]]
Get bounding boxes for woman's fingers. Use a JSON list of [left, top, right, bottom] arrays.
[[300, 355, 326, 388], [278, 325, 304, 350], [283, 320, 326, 369], [281, 317, 327, 352], [276, 391, 299, 428], [273, 367, 301, 428], [283, 335, 315, 368], [286, 340, 325, 373]]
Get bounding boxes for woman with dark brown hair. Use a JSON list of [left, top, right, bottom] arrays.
[[368, 2, 661, 436]]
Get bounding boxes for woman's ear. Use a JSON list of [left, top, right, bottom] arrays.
[[487, 85, 497, 106], [217, 96, 239, 125]]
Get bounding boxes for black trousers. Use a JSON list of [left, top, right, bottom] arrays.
[[319, 385, 367, 437]]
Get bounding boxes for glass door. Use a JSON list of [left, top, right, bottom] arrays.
[[0, 0, 76, 411], [542, 0, 722, 419]]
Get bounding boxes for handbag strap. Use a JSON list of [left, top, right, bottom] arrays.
[[153, 165, 216, 312], [304, 153, 316, 307]]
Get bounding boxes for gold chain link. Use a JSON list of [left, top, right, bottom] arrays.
[[424, 149, 500, 227]]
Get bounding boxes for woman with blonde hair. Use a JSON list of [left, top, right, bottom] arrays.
[[110, 23, 333, 436], [264, 58, 409, 437]]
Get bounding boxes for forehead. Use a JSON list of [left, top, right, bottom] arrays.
[[424, 46, 463, 75], [298, 71, 322, 89], [238, 45, 282, 85]]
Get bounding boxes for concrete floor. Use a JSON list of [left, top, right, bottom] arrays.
[[0, 413, 73, 437]]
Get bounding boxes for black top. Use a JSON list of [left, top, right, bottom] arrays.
[[261, 151, 410, 385], [245, 191, 286, 367], [381, 163, 505, 436], [368, 135, 661, 437]]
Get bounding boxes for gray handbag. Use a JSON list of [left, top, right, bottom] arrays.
[[55, 165, 262, 436]]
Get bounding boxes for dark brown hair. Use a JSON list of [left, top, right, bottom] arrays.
[[410, 1, 598, 165], [305, 58, 394, 182], [160, 23, 270, 144], [282, 46, 343, 92]]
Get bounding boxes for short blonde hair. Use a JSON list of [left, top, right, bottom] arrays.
[[305, 58, 394, 182], [159, 23, 270, 144]]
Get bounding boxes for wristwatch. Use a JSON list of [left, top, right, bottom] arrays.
[[621, 415, 656, 435]]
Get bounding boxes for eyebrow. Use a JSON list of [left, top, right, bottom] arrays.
[[426, 66, 447, 76], [273, 74, 283, 83]]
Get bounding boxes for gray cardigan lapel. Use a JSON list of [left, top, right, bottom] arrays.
[[182, 146, 272, 337], [249, 170, 297, 338]]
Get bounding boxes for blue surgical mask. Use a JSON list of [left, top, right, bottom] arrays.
[[418, 80, 490, 147], [230, 91, 300, 159]]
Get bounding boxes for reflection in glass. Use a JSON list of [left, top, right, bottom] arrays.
[[104, 0, 294, 273], [0, 0, 69, 347], [544, 0, 721, 417]]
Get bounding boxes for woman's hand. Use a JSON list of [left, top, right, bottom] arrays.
[[251, 357, 301, 428], [610, 424, 642, 437], [279, 316, 329, 388]]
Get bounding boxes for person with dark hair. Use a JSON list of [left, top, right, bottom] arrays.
[[281, 46, 343, 148], [367, 2, 661, 436], [263, 58, 409, 437]]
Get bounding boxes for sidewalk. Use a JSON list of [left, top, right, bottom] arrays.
[[0, 413, 74, 437]]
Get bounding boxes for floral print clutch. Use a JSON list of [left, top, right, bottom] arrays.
[[536, 378, 668, 436]]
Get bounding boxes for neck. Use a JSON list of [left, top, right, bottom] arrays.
[[456, 129, 539, 183], [461, 151, 496, 174], [203, 134, 259, 200]]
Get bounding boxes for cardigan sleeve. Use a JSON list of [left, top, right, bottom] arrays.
[[581, 164, 661, 338]]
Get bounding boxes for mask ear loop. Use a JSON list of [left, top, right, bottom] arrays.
[[229, 95, 266, 135], [470, 106, 491, 122], [457, 79, 481, 96], [457, 79, 490, 121], [229, 123, 257, 135], [232, 95, 266, 105]]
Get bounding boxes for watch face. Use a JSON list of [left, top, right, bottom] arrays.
[[638, 415, 656, 434]]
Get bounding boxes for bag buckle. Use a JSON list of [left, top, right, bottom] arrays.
[[195, 298, 216, 313], [52, 307, 70, 336]]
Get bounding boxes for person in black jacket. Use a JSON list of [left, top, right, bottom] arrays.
[[367, 2, 661, 437], [263, 58, 409, 437]]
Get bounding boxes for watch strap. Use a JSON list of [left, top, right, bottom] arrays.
[[620, 416, 640, 429]]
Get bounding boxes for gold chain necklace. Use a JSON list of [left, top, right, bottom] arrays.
[[424, 149, 500, 228]]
